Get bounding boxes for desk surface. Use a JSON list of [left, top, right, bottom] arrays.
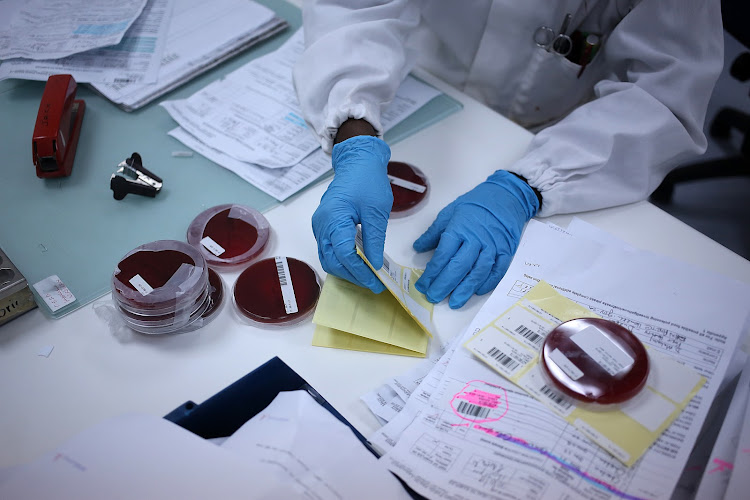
[[1, 62, 749, 469]]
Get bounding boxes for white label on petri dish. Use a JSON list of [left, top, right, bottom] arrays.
[[129, 274, 154, 296], [571, 326, 635, 376], [200, 236, 226, 256], [275, 256, 298, 314], [388, 175, 427, 193], [549, 348, 584, 380], [33, 275, 76, 312]]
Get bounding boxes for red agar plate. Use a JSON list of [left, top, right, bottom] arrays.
[[233, 257, 320, 326], [540, 318, 649, 405], [388, 161, 429, 217], [112, 240, 207, 312], [187, 204, 270, 268]]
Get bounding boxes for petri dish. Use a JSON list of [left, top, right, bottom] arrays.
[[187, 204, 270, 269], [233, 256, 320, 327], [388, 161, 429, 217], [540, 318, 649, 405], [200, 267, 225, 323], [112, 240, 207, 313]]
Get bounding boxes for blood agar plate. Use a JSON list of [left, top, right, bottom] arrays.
[[111, 240, 210, 334], [233, 256, 320, 327], [540, 318, 649, 405], [388, 161, 429, 217], [187, 204, 270, 269], [200, 267, 225, 324]]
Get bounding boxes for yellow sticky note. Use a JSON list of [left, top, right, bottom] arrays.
[[312, 325, 426, 357], [312, 275, 429, 355]]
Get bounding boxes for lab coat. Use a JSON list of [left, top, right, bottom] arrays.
[[293, 0, 723, 216]]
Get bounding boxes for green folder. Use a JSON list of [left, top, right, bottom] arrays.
[[0, 0, 462, 318]]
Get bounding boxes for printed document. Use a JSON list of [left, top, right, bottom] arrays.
[[0, 0, 147, 60], [92, 0, 286, 110], [0, 0, 171, 84], [162, 28, 441, 170], [377, 220, 750, 499]]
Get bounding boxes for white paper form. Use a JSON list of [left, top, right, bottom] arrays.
[[0, 0, 171, 84], [381, 220, 750, 500], [0, 413, 303, 499], [0, 0, 147, 60], [221, 390, 412, 500], [92, 0, 285, 110], [168, 72, 441, 201], [723, 378, 750, 499], [162, 28, 441, 170], [694, 356, 750, 499]]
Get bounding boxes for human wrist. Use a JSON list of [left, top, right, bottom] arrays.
[[334, 118, 377, 145], [486, 170, 541, 217]]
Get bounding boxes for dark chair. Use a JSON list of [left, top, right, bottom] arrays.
[[650, 1, 750, 203]]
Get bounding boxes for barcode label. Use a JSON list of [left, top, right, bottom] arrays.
[[456, 401, 491, 419], [200, 236, 225, 256], [388, 175, 427, 193], [539, 384, 573, 411], [487, 347, 521, 371], [515, 324, 543, 346], [129, 274, 153, 296], [275, 256, 298, 314]]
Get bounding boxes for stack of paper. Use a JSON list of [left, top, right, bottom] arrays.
[[92, 0, 288, 111], [360, 218, 750, 499], [161, 28, 444, 202], [0, 0, 167, 84], [312, 228, 437, 357], [0, 391, 411, 499]]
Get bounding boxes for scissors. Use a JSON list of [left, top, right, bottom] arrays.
[[533, 13, 573, 56]]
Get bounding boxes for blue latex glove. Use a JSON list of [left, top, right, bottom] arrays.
[[413, 170, 539, 309], [312, 135, 393, 294]]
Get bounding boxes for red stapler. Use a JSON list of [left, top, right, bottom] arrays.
[[32, 74, 86, 178]]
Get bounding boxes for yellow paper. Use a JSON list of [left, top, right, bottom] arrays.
[[464, 281, 705, 467], [312, 325, 426, 358], [312, 275, 429, 355], [354, 230, 435, 337]]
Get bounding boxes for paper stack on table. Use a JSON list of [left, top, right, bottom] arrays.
[[161, 28, 443, 202], [360, 218, 750, 500], [92, 0, 288, 110], [0, 0, 166, 84], [0, 391, 411, 499]]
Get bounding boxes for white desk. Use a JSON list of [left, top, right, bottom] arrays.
[[1, 67, 749, 471]]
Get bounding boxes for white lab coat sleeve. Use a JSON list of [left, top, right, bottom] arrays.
[[293, 0, 421, 153], [510, 0, 723, 217]]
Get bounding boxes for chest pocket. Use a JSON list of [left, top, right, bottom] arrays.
[[508, 0, 639, 129]]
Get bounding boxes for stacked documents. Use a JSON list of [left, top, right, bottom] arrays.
[[361, 218, 750, 499], [0, 0, 288, 112], [161, 28, 445, 202], [92, 0, 288, 111], [0, 0, 164, 84], [312, 229, 438, 358]]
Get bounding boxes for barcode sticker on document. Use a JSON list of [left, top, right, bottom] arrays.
[[275, 256, 298, 314]]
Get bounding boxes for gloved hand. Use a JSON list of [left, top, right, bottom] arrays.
[[413, 170, 539, 309], [312, 135, 393, 294]]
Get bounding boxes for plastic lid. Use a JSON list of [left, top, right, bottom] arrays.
[[540, 318, 649, 405], [187, 204, 270, 269], [111, 240, 208, 312], [201, 267, 225, 322], [233, 256, 320, 327], [388, 161, 429, 217]]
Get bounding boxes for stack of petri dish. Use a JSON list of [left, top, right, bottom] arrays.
[[111, 240, 222, 334]]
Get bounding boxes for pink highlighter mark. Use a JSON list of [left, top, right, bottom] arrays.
[[450, 380, 509, 424], [708, 458, 733, 474]]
